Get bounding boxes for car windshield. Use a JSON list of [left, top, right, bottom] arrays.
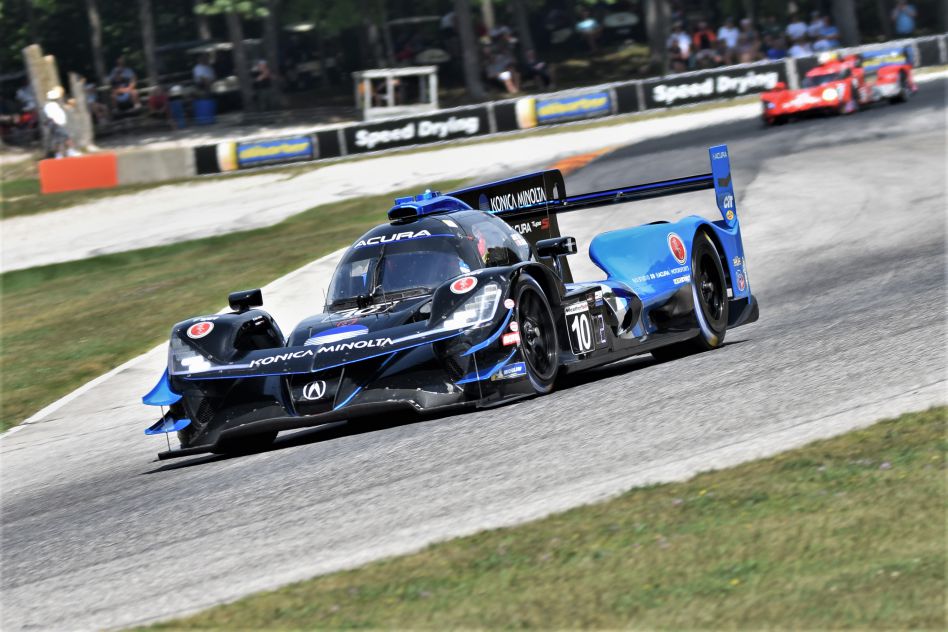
[[327, 235, 481, 306], [803, 72, 846, 87]]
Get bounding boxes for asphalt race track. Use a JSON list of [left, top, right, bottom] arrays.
[[2, 78, 945, 630]]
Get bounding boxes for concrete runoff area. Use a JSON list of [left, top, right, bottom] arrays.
[[0, 79, 946, 629]]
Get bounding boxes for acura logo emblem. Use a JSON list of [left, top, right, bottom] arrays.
[[302, 380, 327, 400]]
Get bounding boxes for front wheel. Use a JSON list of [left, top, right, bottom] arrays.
[[515, 275, 559, 394], [652, 231, 729, 361]]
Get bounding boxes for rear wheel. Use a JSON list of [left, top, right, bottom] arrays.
[[890, 72, 909, 104], [515, 276, 558, 394], [652, 232, 729, 361]]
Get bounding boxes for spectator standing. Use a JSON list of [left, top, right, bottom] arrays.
[[192, 53, 216, 95], [807, 12, 824, 39], [109, 56, 140, 110], [760, 15, 782, 40], [717, 17, 740, 54], [891, 1, 917, 36], [42, 87, 77, 158], [252, 59, 275, 110], [738, 18, 760, 62], [83, 78, 109, 124], [575, 6, 602, 53], [816, 16, 841, 50], [786, 13, 808, 42], [764, 35, 788, 60], [788, 37, 813, 58], [667, 22, 691, 59], [15, 79, 36, 114], [692, 20, 716, 52]]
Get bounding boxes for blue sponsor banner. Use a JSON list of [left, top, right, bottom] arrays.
[[236, 136, 314, 168], [535, 91, 612, 125]]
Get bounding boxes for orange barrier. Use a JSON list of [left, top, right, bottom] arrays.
[[38, 153, 118, 194]]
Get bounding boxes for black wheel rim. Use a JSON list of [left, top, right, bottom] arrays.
[[697, 252, 725, 323], [518, 288, 556, 379]]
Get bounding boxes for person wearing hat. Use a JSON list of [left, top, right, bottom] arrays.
[[42, 86, 78, 158]]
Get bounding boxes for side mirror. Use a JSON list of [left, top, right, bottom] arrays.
[[536, 236, 577, 280], [774, 81, 787, 90], [229, 288, 263, 313], [536, 236, 577, 258]]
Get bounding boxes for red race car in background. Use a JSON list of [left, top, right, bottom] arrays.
[[761, 48, 916, 125]]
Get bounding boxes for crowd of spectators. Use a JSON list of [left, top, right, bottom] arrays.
[[666, 11, 844, 73], [665, 4, 919, 73]]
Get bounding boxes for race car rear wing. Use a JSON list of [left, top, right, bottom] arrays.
[[447, 144, 738, 281]]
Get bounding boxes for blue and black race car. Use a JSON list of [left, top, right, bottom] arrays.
[[143, 144, 759, 459]]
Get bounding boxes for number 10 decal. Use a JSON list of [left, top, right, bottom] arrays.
[[565, 303, 594, 354]]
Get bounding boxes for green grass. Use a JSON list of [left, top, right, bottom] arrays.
[[0, 181, 461, 429], [147, 407, 946, 630]]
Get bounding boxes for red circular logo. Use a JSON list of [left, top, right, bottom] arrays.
[[187, 321, 214, 339], [450, 276, 478, 294], [667, 233, 687, 265]]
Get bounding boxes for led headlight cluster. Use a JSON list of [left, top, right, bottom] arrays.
[[443, 283, 502, 330], [821, 87, 839, 101], [169, 335, 213, 374]]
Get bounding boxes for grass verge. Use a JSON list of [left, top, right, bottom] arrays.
[[149, 407, 946, 630], [0, 180, 460, 429]]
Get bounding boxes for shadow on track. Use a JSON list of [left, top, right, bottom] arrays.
[[141, 339, 749, 474]]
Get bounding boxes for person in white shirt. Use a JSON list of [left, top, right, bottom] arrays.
[[667, 23, 691, 58], [42, 87, 78, 158], [192, 54, 216, 94], [807, 12, 824, 38], [788, 38, 813, 58], [785, 14, 808, 41], [717, 17, 740, 51]]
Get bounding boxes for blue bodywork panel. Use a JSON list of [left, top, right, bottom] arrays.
[[588, 145, 750, 335], [142, 370, 182, 406], [145, 414, 191, 435]]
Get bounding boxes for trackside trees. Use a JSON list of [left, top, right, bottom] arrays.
[[832, 0, 861, 46], [455, 0, 486, 101]]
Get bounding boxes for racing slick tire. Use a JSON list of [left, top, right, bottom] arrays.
[[652, 231, 728, 361], [515, 275, 559, 394], [889, 72, 910, 104], [838, 82, 860, 115]]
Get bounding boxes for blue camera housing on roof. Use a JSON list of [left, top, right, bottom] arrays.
[[388, 189, 472, 221]]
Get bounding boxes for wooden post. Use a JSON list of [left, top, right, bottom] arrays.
[[69, 72, 95, 150], [22, 44, 54, 152]]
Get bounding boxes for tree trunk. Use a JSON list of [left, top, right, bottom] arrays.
[[831, 0, 860, 47], [84, 0, 108, 85], [26, 0, 39, 44], [226, 10, 255, 112], [481, 0, 495, 32], [316, 19, 330, 89], [139, 0, 159, 88], [455, 0, 486, 100], [194, 0, 211, 40], [263, 0, 285, 106], [511, 0, 535, 55], [875, 0, 892, 38], [644, 0, 670, 75], [358, 0, 386, 67]]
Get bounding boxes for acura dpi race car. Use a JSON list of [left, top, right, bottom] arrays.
[[760, 48, 915, 125], [143, 144, 759, 459]]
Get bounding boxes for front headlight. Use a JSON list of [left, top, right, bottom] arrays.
[[442, 283, 502, 330], [821, 87, 838, 101], [168, 335, 213, 374], [764, 101, 775, 110]]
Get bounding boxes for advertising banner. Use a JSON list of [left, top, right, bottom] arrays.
[[343, 106, 489, 154], [516, 89, 613, 128], [236, 136, 314, 169], [642, 61, 787, 109], [915, 36, 944, 67], [613, 81, 641, 114]]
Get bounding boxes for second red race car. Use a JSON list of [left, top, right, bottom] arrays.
[[760, 48, 916, 125]]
